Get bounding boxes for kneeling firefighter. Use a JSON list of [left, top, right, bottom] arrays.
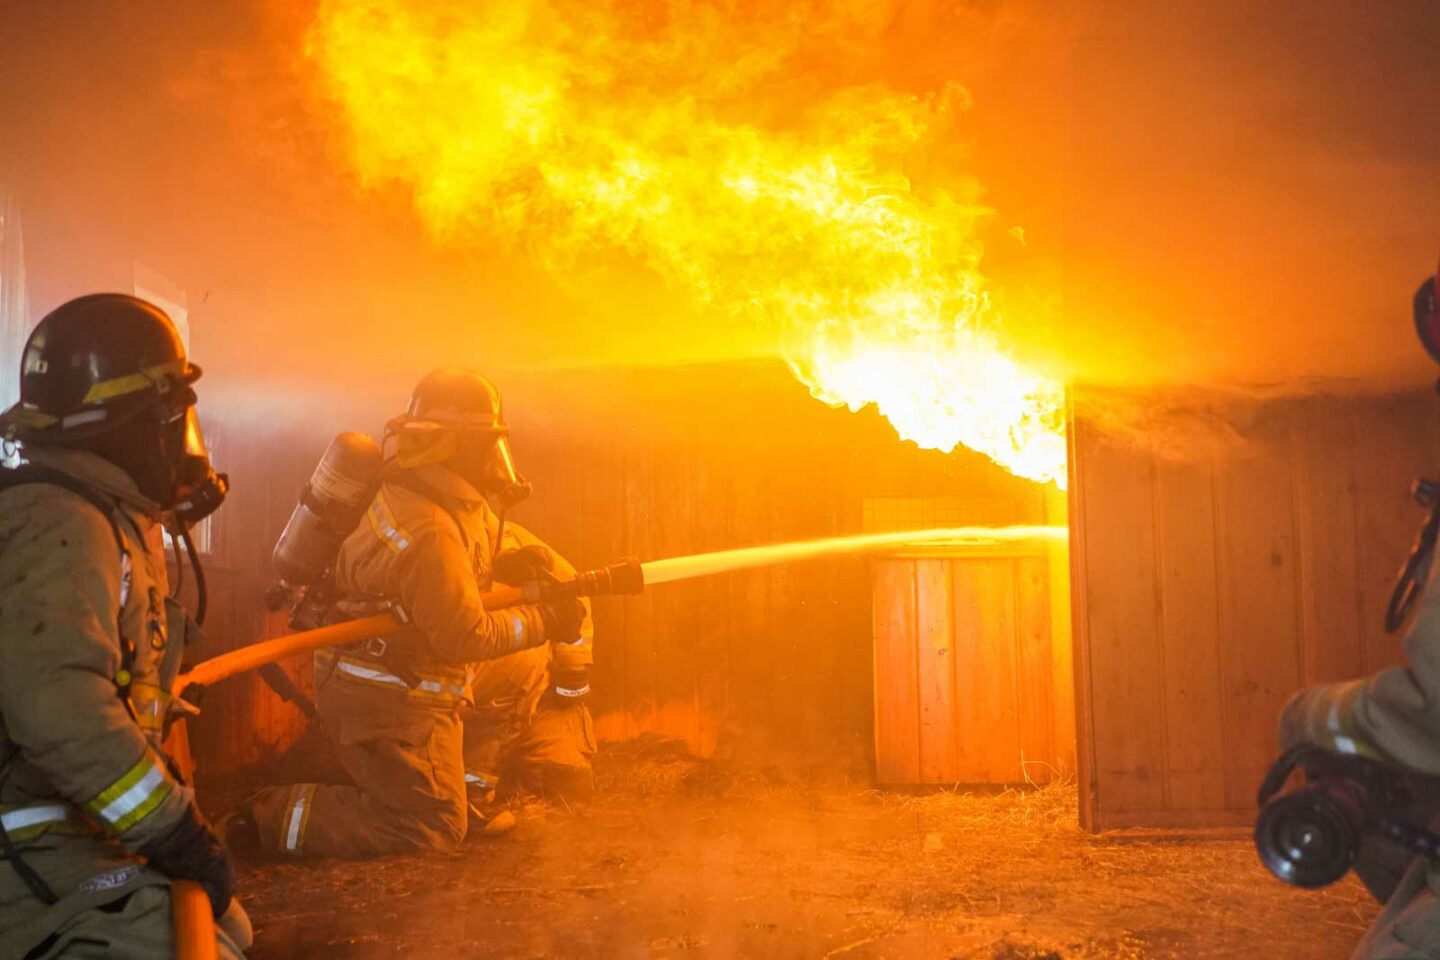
[[1268, 263, 1440, 958], [245, 369, 593, 858], [0, 294, 248, 958]]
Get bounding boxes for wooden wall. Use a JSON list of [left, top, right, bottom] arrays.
[[1068, 387, 1440, 829], [872, 547, 1074, 786], [186, 362, 1061, 786]]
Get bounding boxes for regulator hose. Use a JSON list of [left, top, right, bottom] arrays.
[[1386, 478, 1440, 634]]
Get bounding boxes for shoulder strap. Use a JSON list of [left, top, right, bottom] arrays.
[[381, 471, 473, 551], [0, 465, 137, 694], [0, 464, 135, 906]]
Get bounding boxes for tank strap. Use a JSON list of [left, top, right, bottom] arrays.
[[0, 465, 135, 907], [0, 465, 136, 694], [381, 471, 473, 552]]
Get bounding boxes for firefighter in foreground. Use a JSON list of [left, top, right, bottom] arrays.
[[0, 294, 248, 957], [244, 369, 593, 857], [1277, 266, 1440, 959]]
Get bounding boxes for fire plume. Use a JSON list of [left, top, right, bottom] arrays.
[[305, 0, 1067, 486]]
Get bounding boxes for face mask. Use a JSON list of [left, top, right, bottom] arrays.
[[453, 430, 531, 507], [168, 405, 229, 525]]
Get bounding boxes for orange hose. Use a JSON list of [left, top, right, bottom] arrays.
[[175, 584, 527, 695], [172, 881, 218, 960]]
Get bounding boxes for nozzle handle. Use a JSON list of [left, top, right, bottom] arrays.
[[520, 557, 645, 602]]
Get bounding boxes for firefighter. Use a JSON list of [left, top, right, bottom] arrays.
[[245, 369, 590, 857], [0, 294, 248, 958], [463, 531, 596, 808], [1278, 266, 1440, 959]]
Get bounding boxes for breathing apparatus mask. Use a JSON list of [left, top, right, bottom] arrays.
[[386, 369, 532, 549], [1385, 265, 1440, 632]]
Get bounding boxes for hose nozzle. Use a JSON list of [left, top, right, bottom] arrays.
[[571, 557, 644, 597]]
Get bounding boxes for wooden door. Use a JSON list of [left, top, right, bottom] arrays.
[[873, 551, 1074, 785]]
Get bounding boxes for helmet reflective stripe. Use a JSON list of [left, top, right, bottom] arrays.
[[84, 754, 173, 835], [283, 783, 316, 854], [80, 357, 190, 405]]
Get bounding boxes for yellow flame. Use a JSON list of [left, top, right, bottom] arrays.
[[306, 0, 1067, 486]]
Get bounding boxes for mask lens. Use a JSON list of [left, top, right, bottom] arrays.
[[182, 406, 209, 459], [493, 436, 521, 488]]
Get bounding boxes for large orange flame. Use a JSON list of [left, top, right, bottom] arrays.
[[306, 0, 1067, 486]]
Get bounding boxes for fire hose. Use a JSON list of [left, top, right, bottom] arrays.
[[175, 558, 645, 697], [172, 880, 218, 960], [176, 525, 1064, 697]]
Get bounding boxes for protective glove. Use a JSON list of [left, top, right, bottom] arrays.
[[538, 596, 586, 644], [548, 660, 592, 702], [493, 545, 555, 586], [137, 804, 234, 918]]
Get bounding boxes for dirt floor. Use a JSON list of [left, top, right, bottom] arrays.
[[232, 741, 1378, 959]]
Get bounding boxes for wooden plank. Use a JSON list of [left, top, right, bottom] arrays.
[[1287, 397, 1364, 684], [1071, 420, 1167, 813], [1044, 486, 1077, 779], [1153, 457, 1226, 812], [1213, 405, 1302, 811], [1066, 402, 1099, 829], [1014, 555, 1056, 782], [952, 558, 1021, 782], [872, 559, 920, 783], [914, 559, 958, 782]]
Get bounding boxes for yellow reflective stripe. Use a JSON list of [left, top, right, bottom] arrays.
[[283, 784, 316, 854], [367, 493, 412, 554], [80, 358, 188, 404], [84, 754, 173, 835]]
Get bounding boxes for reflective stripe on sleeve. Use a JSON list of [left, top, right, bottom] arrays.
[[83, 754, 173, 835], [367, 493, 412, 554], [0, 804, 71, 842], [464, 772, 498, 790], [509, 612, 526, 650], [283, 783, 316, 854]]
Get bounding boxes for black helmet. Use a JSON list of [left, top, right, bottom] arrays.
[[1416, 263, 1439, 364], [2, 293, 199, 437], [404, 368, 507, 429], [388, 368, 529, 506], [1, 293, 227, 521]]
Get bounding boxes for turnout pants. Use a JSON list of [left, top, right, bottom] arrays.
[[463, 646, 596, 803], [252, 669, 467, 858], [1352, 857, 1440, 959], [26, 886, 249, 960]]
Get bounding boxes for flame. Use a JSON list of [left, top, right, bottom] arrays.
[[306, 0, 1067, 486]]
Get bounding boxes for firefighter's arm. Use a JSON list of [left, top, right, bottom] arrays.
[[1280, 582, 1440, 776], [0, 503, 190, 848], [506, 527, 595, 698], [393, 521, 555, 664]]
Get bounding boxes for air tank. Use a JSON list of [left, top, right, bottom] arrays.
[[271, 432, 383, 587]]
